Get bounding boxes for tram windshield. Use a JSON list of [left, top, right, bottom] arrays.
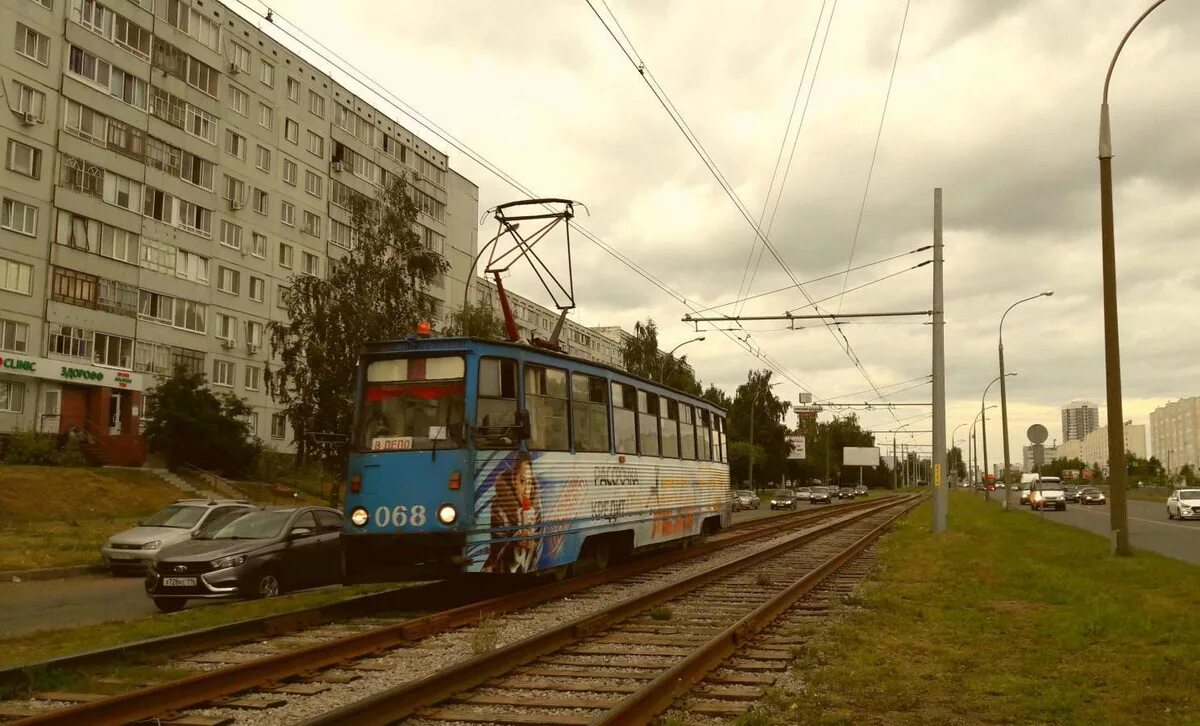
[[358, 356, 466, 451]]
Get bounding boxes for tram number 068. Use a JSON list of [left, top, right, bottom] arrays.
[[374, 505, 427, 528]]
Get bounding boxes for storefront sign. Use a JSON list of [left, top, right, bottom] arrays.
[[0, 354, 144, 391]]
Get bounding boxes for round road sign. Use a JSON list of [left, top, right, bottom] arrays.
[[1027, 424, 1049, 444]]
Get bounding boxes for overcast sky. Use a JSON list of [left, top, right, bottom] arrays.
[[241, 0, 1199, 460]]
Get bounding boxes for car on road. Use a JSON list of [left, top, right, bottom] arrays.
[[1063, 486, 1080, 502], [1167, 489, 1200, 520], [1078, 487, 1106, 505], [1030, 480, 1067, 511], [837, 487, 855, 499], [145, 506, 344, 612], [101, 499, 255, 573], [794, 487, 812, 502], [809, 486, 833, 504], [854, 484, 869, 497], [732, 490, 760, 511], [769, 489, 798, 510]]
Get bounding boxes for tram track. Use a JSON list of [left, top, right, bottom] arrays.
[[1, 496, 907, 725], [299, 495, 919, 725]]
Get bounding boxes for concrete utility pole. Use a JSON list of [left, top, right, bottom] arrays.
[[892, 436, 898, 489], [1097, 0, 1167, 555], [932, 188, 948, 533]]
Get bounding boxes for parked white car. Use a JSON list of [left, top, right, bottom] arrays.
[[1167, 489, 1200, 520]]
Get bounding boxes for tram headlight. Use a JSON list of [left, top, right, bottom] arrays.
[[437, 503, 457, 525], [350, 507, 370, 527]]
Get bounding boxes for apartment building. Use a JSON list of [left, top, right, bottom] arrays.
[[1149, 396, 1200, 474], [1061, 421, 1146, 473], [0, 0, 477, 463], [1061, 400, 1099, 442], [1022, 443, 1057, 472]]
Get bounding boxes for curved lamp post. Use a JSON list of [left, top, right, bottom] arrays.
[[982, 373, 1016, 501], [971, 405, 997, 494], [1098, 0, 1168, 555], [951, 422, 967, 485], [999, 293, 1053, 508], [661, 336, 705, 382]]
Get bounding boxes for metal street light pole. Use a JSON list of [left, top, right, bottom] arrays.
[[982, 374, 1015, 498], [1099, 0, 1167, 554], [661, 336, 705, 382], [999, 293, 1052, 510], [748, 380, 782, 493], [952, 423, 967, 485], [971, 405, 997, 497]]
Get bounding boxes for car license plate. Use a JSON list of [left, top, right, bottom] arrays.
[[109, 553, 135, 560], [162, 577, 197, 587]]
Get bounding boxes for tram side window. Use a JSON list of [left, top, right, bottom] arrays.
[[661, 398, 680, 458], [638, 390, 660, 457], [679, 404, 696, 460], [476, 357, 518, 449], [697, 409, 712, 461], [572, 372, 610, 452], [718, 416, 728, 462], [525, 364, 569, 451], [612, 382, 638, 454]]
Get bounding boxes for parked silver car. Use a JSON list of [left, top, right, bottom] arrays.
[[1167, 489, 1200, 520], [732, 490, 760, 511], [101, 499, 254, 573]]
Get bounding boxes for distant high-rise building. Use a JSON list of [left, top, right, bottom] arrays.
[[1023, 444, 1057, 472], [1149, 396, 1200, 474], [1061, 401, 1100, 442]]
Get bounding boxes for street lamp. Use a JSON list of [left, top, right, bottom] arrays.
[[971, 405, 997, 496], [1098, 1, 1167, 554], [661, 336, 705, 382], [748, 380, 783, 492], [999, 292, 1053, 507], [951, 422, 967, 485], [982, 373, 1016, 499]]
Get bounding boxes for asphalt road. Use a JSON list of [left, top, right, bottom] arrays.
[[994, 493, 1200, 566]]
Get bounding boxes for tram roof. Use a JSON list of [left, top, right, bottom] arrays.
[[359, 336, 727, 414]]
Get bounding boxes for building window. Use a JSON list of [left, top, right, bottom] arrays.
[[93, 332, 133, 368], [6, 140, 41, 179], [158, 0, 220, 50], [306, 131, 323, 158], [57, 211, 140, 265], [185, 102, 217, 144], [284, 118, 298, 144], [244, 364, 261, 390], [175, 248, 208, 283], [225, 130, 246, 160], [47, 323, 91, 359], [1, 198, 38, 236], [258, 102, 272, 129], [304, 170, 323, 198], [212, 359, 235, 387], [0, 381, 25, 414], [259, 60, 274, 86], [250, 233, 266, 259], [169, 346, 204, 375], [301, 251, 320, 277], [16, 24, 50, 65], [280, 201, 295, 226], [423, 226, 446, 255], [308, 90, 325, 117], [302, 211, 320, 237], [286, 76, 299, 101], [215, 313, 236, 342], [219, 220, 242, 250], [413, 188, 445, 221], [252, 188, 268, 215], [229, 41, 250, 73], [178, 200, 211, 237], [0, 257, 34, 295], [245, 320, 263, 346], [0, 318, 29, 352], [249, 275, 265, 302], [142, 187, 174, 223], [330, 219, 353, 250], [63, 99, 107, 144], [138, 289, 173, 324], [271, 413, 287, 439], [276, 284, 289, 309], [15, 82, 46, 122], [113, 15, 152, 59], [217, 265, 240, 295], [180, 150, 214, 190], [253, 145, 271, 173], [227, 84, 248, 116], [223, 175, 246, 206], [282, 158, 297, 185], [278, 242, 293, 269]]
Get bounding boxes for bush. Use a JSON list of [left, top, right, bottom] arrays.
[[1, 430, 61, 465], [142, 367, 261, 477]]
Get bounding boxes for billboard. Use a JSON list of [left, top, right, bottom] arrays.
[[843, 446, 881, 467], [787, 435, 806, 460]]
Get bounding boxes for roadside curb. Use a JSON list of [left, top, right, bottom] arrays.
[[1, 564, 108, 583]]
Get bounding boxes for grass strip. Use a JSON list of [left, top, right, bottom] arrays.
[[740, 492, 1200, 725]]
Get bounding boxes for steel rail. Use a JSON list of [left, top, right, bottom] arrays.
[[595, 496, 920, 722], [301, 496, 918, 726], [12, 497, 899, 726]]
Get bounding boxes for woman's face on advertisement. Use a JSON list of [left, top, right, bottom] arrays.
[[514, 460, 533, 498]]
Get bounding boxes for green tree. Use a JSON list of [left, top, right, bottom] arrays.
[[267, 175, 446, 474], [1179, 464, 1197, 486], [702, 384, 733, 410], [787, 414, 880, 487], [620, 318, 702, 395], [728, 441, 767, 489], [143, 367, 261, 477], [444, 301, 505, 340], [948, 446, 967, 481], [727, 370, 791, 486], [1042, 457, 1087, 478]]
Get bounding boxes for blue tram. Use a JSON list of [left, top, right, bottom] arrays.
[[341, 336, 731, 582]]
